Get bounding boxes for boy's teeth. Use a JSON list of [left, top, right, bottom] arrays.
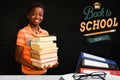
[[35, 20, 39, 22]]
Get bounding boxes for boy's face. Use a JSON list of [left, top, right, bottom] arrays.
[[27, 7, 44, 26]]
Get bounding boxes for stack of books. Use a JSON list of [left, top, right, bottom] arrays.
[[30, 35, 58, 68], [75, 52, 120, 76]]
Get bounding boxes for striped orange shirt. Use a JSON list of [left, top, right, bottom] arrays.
[[16, 24, 49, 75]]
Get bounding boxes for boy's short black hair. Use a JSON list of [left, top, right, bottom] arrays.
[[27, 2, 44, 14]]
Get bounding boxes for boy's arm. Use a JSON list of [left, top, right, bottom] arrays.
[[15, 45, 44, 70]]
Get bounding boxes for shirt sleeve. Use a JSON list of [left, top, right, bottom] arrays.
[[16, 30, 25, 46]]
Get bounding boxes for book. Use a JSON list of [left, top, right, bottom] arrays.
[[75, 58, 119, 73], [31, 41, 54, 45], [75, 52, 119, 73], [31, 51, 58, 59], [32, 60, 57, 68], [81, 52, 117, 65], [83, 58, 109, 68], [31, 43, 57, 50], [31, 56, 58, 68], [30, 35, 57, 42], [30, 35, 58, 69], [80, 68, 120, 76], [82, 58, 118, 70], [30, 56, 58, 63], [30, 47, 58, 55], [30, 35, 58, 55]]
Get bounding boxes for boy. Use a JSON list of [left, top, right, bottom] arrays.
[[15, 2, 58, 75]]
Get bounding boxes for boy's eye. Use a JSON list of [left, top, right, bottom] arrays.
[[31, 13, 43, 16], [39, 14, 43, 16], [31, 13, 36, 16]]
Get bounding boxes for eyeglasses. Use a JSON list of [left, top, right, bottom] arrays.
[[72, 72, 106, 80]]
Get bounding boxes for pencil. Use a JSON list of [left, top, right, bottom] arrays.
[[84, 29, 116, 36]]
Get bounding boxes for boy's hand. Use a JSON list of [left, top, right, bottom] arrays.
[[30, 49, 39, 54], [52, 61, 59, 68], [43, 62, 59, 69], [32, 65, 45, 70]]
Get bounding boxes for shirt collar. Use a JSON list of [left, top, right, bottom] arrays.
[[27, 24, 42, 36]]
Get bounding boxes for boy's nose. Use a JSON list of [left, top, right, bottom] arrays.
[[35, 15, 40, 18]]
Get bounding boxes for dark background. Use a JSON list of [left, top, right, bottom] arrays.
[[0, 0, 120, 75]]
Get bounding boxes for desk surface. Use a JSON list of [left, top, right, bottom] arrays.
[[0, 74, 119, 80], [0, 75, 60, 80]]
